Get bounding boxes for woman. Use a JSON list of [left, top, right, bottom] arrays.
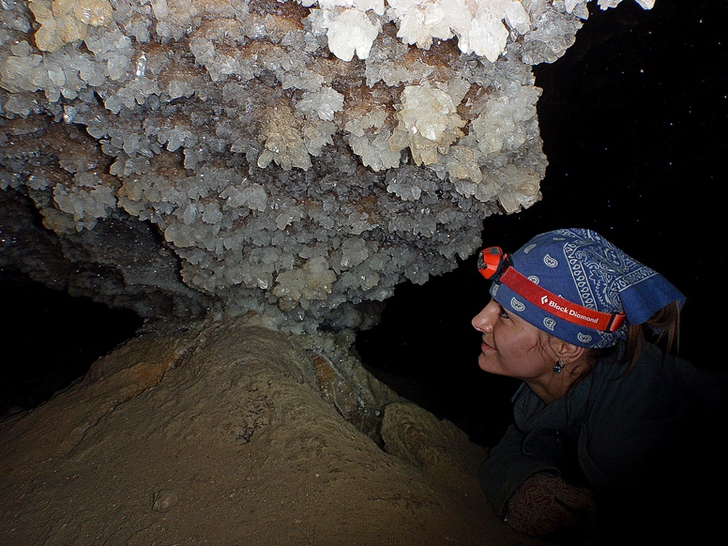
[[472, 228, 721, 543]]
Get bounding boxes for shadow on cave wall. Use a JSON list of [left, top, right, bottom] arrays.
[[0, 268, 143, 416]]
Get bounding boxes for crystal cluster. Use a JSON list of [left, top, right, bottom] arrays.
[[0, 0, 653, 333]]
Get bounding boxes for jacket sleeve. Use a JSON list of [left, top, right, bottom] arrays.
[[478, 424, 561, 516]]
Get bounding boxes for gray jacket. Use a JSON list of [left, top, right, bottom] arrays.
[[479, 342, 721, 517]]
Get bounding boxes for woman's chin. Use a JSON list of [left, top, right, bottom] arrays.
[[478, 352, 496, 373]]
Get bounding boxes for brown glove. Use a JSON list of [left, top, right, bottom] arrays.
[[506, 473, 597, 538]]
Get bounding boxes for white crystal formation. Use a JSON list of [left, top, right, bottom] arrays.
[[0, 0, 653, 332], [308, 0, 654, 63]]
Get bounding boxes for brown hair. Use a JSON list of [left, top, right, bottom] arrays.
[[559, 301, 683, 395], [587, 301, 682, 372]]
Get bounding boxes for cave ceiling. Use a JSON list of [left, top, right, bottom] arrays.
[[0, 0, 650, 333]]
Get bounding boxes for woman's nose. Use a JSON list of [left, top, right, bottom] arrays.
[[472, 301, 495, 333]]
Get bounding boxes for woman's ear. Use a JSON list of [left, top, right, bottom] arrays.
[[548, 336, 585, 364]]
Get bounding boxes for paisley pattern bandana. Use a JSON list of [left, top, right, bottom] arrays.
[[488, 228, 685, 348]]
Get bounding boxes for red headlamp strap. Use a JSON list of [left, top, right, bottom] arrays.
[[478, 247, 626, 333], [500, 267, 626, 333]]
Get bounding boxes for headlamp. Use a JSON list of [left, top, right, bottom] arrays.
[[477, 246, 626, 334], [477, 246, 509, 282]]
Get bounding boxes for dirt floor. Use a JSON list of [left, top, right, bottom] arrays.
[[0, 315, 549, 546]]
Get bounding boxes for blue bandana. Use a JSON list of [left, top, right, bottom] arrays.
[[489, 228, 685, 348]]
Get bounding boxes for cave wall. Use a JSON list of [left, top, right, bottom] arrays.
[[0, 1, 648, 333]]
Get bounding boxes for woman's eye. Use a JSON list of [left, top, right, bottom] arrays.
[[498, 305, 511, 320]]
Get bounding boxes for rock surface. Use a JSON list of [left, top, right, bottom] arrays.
[[0, 316, 550, 546]]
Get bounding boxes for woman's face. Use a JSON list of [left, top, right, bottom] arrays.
[[471, 299, 554, 382]]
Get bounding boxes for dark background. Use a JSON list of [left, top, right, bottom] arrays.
[[2, 1, 726, 445], [357, 0, 728, 446]]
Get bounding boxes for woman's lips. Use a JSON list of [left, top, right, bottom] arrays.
[[480, 339, 495, 352]]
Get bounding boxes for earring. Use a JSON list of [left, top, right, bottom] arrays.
[[553, 360, 564, 374]]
